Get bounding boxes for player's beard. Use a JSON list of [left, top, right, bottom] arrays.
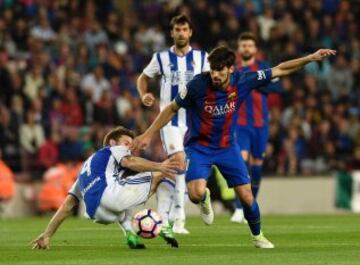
[[241, 53, 254, 61], [212, 74, 230, 89], [175, 38, 189, 49]]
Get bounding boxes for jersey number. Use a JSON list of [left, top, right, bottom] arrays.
[[80, 154, 94, 176]]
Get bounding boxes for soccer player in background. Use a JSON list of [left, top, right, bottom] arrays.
[[137, 14, 209, 235], [32, 126, 180, 250], [132, 46, 336, 248], [231, 32, 282, 223]]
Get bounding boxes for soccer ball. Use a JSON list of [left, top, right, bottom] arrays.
[[131, 209, 162, 239]]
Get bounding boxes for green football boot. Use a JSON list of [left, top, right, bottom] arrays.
[[252, 232, 275, 249], [126, 231, 146, 249], [160, 223, 179, 248], [199, 188, 214, 225]]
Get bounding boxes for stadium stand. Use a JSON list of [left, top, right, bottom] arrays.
[[0, 0, 358, 188]]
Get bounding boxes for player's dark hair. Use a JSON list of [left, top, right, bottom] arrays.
[[208, 46, 236, 70], [103, 126, 135, 146], [170, 14, 193, 30], [238, 32, 258, 46]]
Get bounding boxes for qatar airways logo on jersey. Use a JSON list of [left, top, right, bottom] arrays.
[[204, 100, 236, 116]]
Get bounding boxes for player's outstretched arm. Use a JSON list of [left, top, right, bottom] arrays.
[[137, 73, 155, 107], [271, 49, 336, 78], [31, 195, 78, 250], [121, 156, 180, 179], [131, 101, 180, 151]]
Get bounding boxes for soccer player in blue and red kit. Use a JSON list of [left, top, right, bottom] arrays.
[[231, 32, 282, 223], [132, 46, 336, 248]]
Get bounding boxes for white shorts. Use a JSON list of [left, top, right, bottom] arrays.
[[93, 172, 153, 224], [160, 125, 187, 156]]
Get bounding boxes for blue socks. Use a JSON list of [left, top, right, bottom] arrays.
[[235, 164, 263, 210], [235, 197, 243, 209], [250, 165, 262, 198], [243, 201, 261, 236], [233, 163, 263, 236]]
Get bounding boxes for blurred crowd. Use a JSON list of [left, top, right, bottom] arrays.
[[0, 0, 359, 201]]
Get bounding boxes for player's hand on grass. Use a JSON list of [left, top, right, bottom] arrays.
[[31, 233, 50, 250], [308, 49, 336, 61], [141, 93, 155, 107]]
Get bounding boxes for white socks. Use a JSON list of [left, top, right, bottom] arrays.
[[173, 173, 186, 221], [118, 209, 132, 235], [156, 179, 175, 225]]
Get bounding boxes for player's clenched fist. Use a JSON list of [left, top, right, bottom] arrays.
[[141, 93, 155, 107]]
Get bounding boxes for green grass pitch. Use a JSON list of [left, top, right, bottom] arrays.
[[1, 214, 359, 265]]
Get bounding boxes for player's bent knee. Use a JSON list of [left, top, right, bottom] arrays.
[[236, 185, 254, 206], [187, 186, 205, 203], [240, 192, 254, 207], [188, 193, 204, 204]]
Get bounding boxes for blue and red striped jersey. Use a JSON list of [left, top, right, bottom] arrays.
[[236, 60, 282, 128], [175, 69, 273, 149]]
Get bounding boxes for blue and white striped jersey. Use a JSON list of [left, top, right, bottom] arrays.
[[143, 46, 209, 127], [76, 145, 132, 218]]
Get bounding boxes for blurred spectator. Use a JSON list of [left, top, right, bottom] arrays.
[[278, 125, 307, 175], [8, 72, 28, 108], [58, 127, 83, 162], [59, 88, 84, 126], [38, 130, 60, 169], [83, 20, 109, 52], [81, 64, 110, 103], [48, 98, 64, 126], [348, 108, 360, 142], [11, 18, 29, 52], [326, 54, 354, 100], [0, 49, 12, 102], [335, 117, 353, 157], [75, 44, 91, 76], [105, 12, 120, 43], [20, 110, 45, 155], [0, 106, 21, 171], [30, 9, 56, 42], [20, 110, 45, 177], [257, 7, 276, 41], [93, 90, 120, 125], [24, 66, 44, 101], [134, 24, 166, 54], [116, 89, 132, 119]]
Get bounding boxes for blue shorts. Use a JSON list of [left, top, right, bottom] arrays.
[[185, 144, 250, 188], [236, 126, 269, 159]]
